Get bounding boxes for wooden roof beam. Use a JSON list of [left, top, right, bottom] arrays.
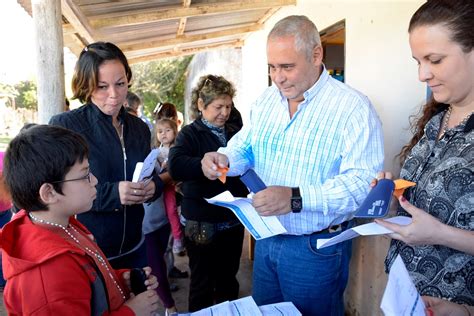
[[63, 33, 87, 55], [177, 0, 192, 36], [61, 0, 95, 43], [127, 40, 244, 64], [90, 0, 296, 28], [119, 24, 262, 52]]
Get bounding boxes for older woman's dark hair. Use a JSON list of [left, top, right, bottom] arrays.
[[190, 75, 236, 120], [399, 0, 474, 162], [71, 42, 132, 103], [3, 125, 89, 212]]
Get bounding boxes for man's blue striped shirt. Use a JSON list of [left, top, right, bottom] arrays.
[[220, 69, 384, 235]]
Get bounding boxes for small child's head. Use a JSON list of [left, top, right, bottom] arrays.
[[151, 118, 178, 148], [3, 125, 95, 213]]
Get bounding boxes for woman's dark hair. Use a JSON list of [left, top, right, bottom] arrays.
[[400, 0, 473, 162], [151, 118, 178, 148], [3, 125, 89, 212], [154, 102, 178, 122], [190, 75, 236, 120], [71, 42, 132, 103], [409, 0, 473, 53], [399, 99, 448, 161]]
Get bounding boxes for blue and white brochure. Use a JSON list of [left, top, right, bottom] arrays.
[[206, 191, 287, 240]]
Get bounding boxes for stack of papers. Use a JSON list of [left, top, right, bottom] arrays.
[[178, 296, 301, 316]]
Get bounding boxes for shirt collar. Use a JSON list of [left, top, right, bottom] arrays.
[[432, 103, 474, 133], [89, 102, 127, 124], [277, 64, 329, 105], [464, 114, 474, 132], [303, 64, 329, 102]]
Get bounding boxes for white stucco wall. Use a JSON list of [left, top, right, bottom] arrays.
[[241, 0, 426, 173], [184, 48, 243, 123]]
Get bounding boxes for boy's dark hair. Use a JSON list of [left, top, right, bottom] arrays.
[[126, 92, 141, 111], [3, 125, 89, 212]]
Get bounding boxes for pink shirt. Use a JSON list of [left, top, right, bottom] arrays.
[[0, 151, 12, 211]]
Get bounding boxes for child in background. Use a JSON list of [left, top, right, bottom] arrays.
[[0, 125, 159, 315], [153, 118, 185, 255]]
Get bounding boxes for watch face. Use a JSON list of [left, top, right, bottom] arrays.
[[291, 198, 302, 211]]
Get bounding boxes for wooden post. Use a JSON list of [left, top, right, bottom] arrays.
[[31, 0, 65, 123]]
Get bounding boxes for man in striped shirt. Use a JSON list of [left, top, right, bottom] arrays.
[[201, 15, 384, 316]]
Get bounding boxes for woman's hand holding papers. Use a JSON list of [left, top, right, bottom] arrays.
[[119, 179, 155, 205], [373, 171, 474, 254], [375, 196, 443, 246], [422, 296, 473, 316]]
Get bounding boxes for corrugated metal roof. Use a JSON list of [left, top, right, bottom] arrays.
[[17, 0, 296, 63]]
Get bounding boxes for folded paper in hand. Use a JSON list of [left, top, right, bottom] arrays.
[[206, 191, 286, 240], [316, 216, 412, 249], [355, 179, 416, 218], [132, 148, 160, 182], [217, 167, 229, 184]]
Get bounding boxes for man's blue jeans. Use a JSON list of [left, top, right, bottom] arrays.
[[252, 228, 352, 316]]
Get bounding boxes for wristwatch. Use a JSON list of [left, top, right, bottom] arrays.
[[291, 187, 302, 213]]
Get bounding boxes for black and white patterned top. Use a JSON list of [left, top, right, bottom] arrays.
[[385, 108, 474, 305]]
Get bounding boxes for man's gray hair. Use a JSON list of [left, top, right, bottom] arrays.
[[268, 15, 321, 61]]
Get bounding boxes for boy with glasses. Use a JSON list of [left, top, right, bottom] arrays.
[[1, 125, 159, 315]]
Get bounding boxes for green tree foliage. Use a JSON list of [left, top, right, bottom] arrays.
[[14, 80, 37, 110], [0, 83, 18, 107], [0, 81, 37, 110], [131, 56, 192, 117]]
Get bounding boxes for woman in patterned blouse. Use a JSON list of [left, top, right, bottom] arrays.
[[375, 0, 474, 307]]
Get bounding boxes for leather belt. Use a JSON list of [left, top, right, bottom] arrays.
[[312, 221, 349, 235]]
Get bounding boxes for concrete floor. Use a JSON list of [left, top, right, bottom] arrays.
[[156, 231, 253, 315], [0, 231, 254, 316]]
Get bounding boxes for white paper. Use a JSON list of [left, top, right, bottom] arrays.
[[177, 297, 263, 316], [132, 148, 160, 182], [132, 162, 143, 182], [316, 216, 412, 249], [206, 191, 287, 240], [229, 296, 262, 315], [259, 302, 302, 316], [381, 255, 425, 316], [193, 301, 232, 316]]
